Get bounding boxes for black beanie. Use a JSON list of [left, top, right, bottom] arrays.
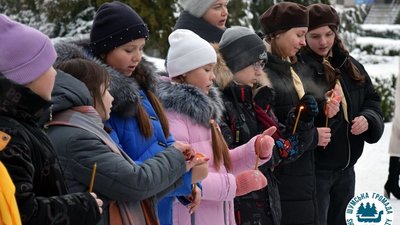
[[308, 4, 339, 31], [90, 1, 149, 56], [219, 26, 267, 74], [259, 2, 308, 36]]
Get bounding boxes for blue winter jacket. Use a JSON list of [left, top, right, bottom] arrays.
[[107, 89, 193, 225]]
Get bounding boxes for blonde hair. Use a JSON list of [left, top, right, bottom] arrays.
[[211, 43, 234, 90], [210, 120, 232, 171]]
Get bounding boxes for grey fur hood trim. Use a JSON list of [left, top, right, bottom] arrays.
[[157, 79, 225, 127], [54, 40, 159, 117]]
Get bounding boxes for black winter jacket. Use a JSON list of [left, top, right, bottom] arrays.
[[0, 77, 100, 225], [263, 53, 319, 225], [220, 81, 316, 225], [299, 47, 384, 170]]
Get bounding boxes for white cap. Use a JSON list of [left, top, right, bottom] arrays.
[[167, 29, 217, 78]]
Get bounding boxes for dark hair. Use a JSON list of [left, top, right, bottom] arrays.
[[332, 28, 365, 85], [56, 59, 111, 113], [130, 63, 170, 139]]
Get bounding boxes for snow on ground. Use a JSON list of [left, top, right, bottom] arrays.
[[360, 24, 400, 36], [352, 51, 399, 79], [144, 55, 166, 73], [355, 122, 400, 224], [355, 37, 400, 56]]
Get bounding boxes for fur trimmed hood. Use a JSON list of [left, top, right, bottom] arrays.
[[157, 79, 224, 127], [54, 40, 159, 117]]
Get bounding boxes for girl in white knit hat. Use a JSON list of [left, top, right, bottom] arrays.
[[158, 29, 276, 225]]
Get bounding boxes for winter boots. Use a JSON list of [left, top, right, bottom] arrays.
[[384, 156, 400, 199]]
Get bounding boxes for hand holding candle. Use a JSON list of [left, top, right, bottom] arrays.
[[292, 94, 319, 134], [325, 84, 342, 119]]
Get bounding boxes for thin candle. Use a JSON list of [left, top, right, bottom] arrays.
[[325, 91, 335, 128], [89, 163, 97, 192], [325, 105, 329, 127], [293, 106, 304, 134], [192, 184, 197, 196], [254, 137, 262, 170]]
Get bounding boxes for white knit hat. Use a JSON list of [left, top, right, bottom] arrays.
[[167, 29, 217, 78], [178, 0, 215, 18]]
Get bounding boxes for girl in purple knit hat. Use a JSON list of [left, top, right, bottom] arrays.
[[0, 14, 103, 225]]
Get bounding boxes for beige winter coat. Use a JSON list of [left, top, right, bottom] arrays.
[[389, 73, 400, 157]]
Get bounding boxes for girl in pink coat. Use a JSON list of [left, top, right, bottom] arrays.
[[157, 29, 275, 225]]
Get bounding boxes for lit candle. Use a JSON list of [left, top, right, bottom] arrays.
[[293, 106, 304, 134], [89, 163, 97, 192]]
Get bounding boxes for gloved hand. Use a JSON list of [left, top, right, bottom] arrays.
[[235, 170, 268, 196], [295, 94, 319, 122], [255, 126, 276, 160]]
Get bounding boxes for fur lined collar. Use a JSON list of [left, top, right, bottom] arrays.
[[54, 40, 159, 117], [157, 79, 224, 127]]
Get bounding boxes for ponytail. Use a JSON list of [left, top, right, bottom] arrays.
[[210, 120, 232, 172]]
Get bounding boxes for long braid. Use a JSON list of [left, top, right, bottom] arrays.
[[333, 29, 365, 85]]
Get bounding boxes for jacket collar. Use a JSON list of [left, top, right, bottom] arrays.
[[54, 40, 159, 117], [157, 79, 224, 127], [0, 77, 51, 125]]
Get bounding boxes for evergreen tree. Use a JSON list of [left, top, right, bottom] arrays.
[[371, 203, 378, 215], [357, 203, 366, 215], [249, 0, 274, 33], [227, 0, 250, 27]]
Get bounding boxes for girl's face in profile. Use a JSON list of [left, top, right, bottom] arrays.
[[202, 0, 229, 29], [104, 38, 146, 76], [96, 84, 114, 121], [234, 61, 265, 87], [274, 27, 308, 58], [182, 63, 216, 94]]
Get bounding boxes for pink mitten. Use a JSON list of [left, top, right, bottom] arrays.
[[235, 170, 268, 196]]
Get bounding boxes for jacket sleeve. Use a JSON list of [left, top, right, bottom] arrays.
[[355, 65, 384, 143], [0, 130, 100, 225], [200, 172, 237, 201], [64, 129, 187, 202]]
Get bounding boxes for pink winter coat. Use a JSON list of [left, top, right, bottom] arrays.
[[157, 81, 270, 225]]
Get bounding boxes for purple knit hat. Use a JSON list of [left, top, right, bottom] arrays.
[[0, 14, 57, 85]]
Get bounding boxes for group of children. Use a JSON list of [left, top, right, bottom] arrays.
[[0, 1, 384, 225]]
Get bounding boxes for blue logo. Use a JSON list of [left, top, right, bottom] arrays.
[[345, 192, 394, 225]]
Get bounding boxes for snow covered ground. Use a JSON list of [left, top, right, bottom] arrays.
[[355, 122, 400, 224]]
